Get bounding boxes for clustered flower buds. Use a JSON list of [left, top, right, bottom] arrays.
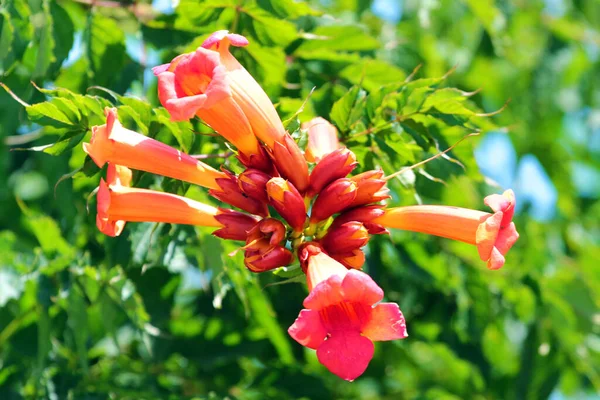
[[82, 30, 520, 381]]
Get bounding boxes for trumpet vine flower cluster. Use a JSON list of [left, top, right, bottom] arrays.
[[82, 30, 519, 381]]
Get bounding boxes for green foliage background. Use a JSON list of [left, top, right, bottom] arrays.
[[1, 0, 599, 398]]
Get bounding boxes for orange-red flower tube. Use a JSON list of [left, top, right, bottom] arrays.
[[289, 244, 407, 381], [202, 30, 286, 148], [83, 108, 225, 190], [97, 164, 222, 237], [373, 190, 519, 269], [302, 117, 340, 163], [154, 46, 270, 171]]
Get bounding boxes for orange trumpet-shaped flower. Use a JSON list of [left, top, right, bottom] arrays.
[[310, 178, 358, 222], [302, 117, 340, 163], [202, 31, 286, 148], [154, 47, 270, 171], [83, 108, 225, 190], [373, 190, 519, 269], [212, 208, 259, 241], [289, 244, 407, 381], [97, 164, 222, 237], [272, 133, 310, 193], [308, 148, 357, 197], [266, 177, 307, 232]]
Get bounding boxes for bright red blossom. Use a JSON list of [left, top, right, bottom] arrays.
[[289, 245, 407, 381]]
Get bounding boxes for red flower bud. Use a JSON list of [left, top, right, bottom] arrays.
[[212, 208, 259, 241], [310, 178, 357, 222], [246, 218, 287, 248], [209, 170, 268, 217], [330, 249, 366, 270], [331, 205, 388, 235], [308, 148, 357, 196], [321, 221, 369, 254], [244, 245, 293, 272], [349, 169, 390, 207], [238, 168, 271, 203], [273, 133, 309, 192], [266, 177, 307, 232], [237, 145, 273, 172]]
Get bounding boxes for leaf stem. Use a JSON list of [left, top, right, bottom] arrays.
[[384, 132, 480, 181]]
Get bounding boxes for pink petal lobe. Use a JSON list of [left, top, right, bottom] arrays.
[[156, 72, 201, 121], [341, 269, 384, 306], [495, 221, 519, 254], [475, 212, 502, 261], [362, 303, 408, 341], [303, 274, 344, 310], [487, 247, 506, 270], [288, 309, 327, 350], [316, 332, 374, 381], [202, 30, 249, 49], [484, 189, 516, 227], [152, 63, 171, 76]]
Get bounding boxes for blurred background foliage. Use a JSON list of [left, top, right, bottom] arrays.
[[1, 0, 599, 399]]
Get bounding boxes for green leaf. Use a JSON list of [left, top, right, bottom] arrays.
[[26, 97, 82, 129], [296, 26, 380, 52], [244, 5, 297, 47], [246, 282, 294, 365], [87, 12, 127, 87], [40, 130, 86, 155], [340, 59, 406, 91], [329, 86, 366, 133], [244, 41, 286, 91], [257, 0, 321, 18], [49, 1, 74, 67], [154, 109, 194, 153], [5, 0, 33, 62], [68, 284, 89, 375], [482, 324, 519, 376], [31, 0, 56, 78], [421, 88, 476, 115], [19, 204, 75, 257], [0, 10, 15, 73]]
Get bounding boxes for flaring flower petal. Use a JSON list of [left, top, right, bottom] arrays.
[[303, 274, 345, 310], [475, 212, 502, 261], [362, 303, 408, 341], [202, 30, 249, 49], [341, 269, 384, 305], [288, 309, 327, 350], [316, 332, 374, 381]]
